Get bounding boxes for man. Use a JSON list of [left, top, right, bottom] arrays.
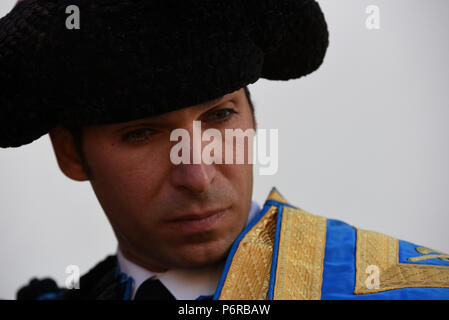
[[1, 0, 448, 300]]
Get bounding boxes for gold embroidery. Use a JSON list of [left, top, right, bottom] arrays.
[[355, 229, 449, 294], [408, 247, 449, 263], [266, 188, 289, 204], [273, 206, 327, 300], [219, 188, 328, 300], [218, 206, 278, 299]]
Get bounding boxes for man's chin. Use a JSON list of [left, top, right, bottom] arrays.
[[167, 240, 231, 269]]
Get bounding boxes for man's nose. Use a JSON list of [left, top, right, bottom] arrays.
[[169, 120, 218, 193], [170, 162, 216, 194]]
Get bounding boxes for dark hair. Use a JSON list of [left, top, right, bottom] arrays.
[[65, 85, 255, 179], [244, 85, 254, 116]]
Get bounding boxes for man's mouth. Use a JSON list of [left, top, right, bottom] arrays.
[[166, 207, 230, 233]]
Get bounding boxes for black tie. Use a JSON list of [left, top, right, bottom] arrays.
[[134, 277, 176, 300]]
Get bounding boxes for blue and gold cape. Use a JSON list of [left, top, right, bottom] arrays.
[[213, 188, 449, 300]]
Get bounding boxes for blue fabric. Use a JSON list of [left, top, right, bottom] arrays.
[[196, 294, 214, 300], [114, 257, 135, 300], [264, 200, 298, 209], [321, 219, 449, 299], [36, 290, 66, 300], [268, 205, 284, 300], [398, 240, 449, 267]]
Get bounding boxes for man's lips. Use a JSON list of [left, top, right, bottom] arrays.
[[166, 207, 230, 233], [168, 207, 230, 222]]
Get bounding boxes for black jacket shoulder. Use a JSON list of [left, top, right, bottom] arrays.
[[16, 255, 133, 300]]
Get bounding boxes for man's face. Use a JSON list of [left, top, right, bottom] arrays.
[[75, 88, 255, 271]]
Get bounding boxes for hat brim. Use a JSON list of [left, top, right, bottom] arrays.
[[0, 0, 329, 148]]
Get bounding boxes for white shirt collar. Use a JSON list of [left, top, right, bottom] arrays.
[[116, 200, 261, 300]]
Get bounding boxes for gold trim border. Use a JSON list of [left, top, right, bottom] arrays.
[[273, 206, 327, 299], [218, 205, 278, 299], [355, 229, 449, 294], [266, 188, 288, 204]]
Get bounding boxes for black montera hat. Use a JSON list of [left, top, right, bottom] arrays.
[[0, 0, 329, 148]]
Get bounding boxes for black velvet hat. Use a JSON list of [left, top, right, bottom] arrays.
[[0, 0, 329, 148]]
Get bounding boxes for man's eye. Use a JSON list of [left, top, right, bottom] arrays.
[[204, 108, 238, 123], [122, 128, 155, 143]]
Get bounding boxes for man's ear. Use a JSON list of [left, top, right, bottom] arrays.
[[48, 125, 90, 181]]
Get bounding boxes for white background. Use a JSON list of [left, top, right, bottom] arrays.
[[1, 0, 448, 299]]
